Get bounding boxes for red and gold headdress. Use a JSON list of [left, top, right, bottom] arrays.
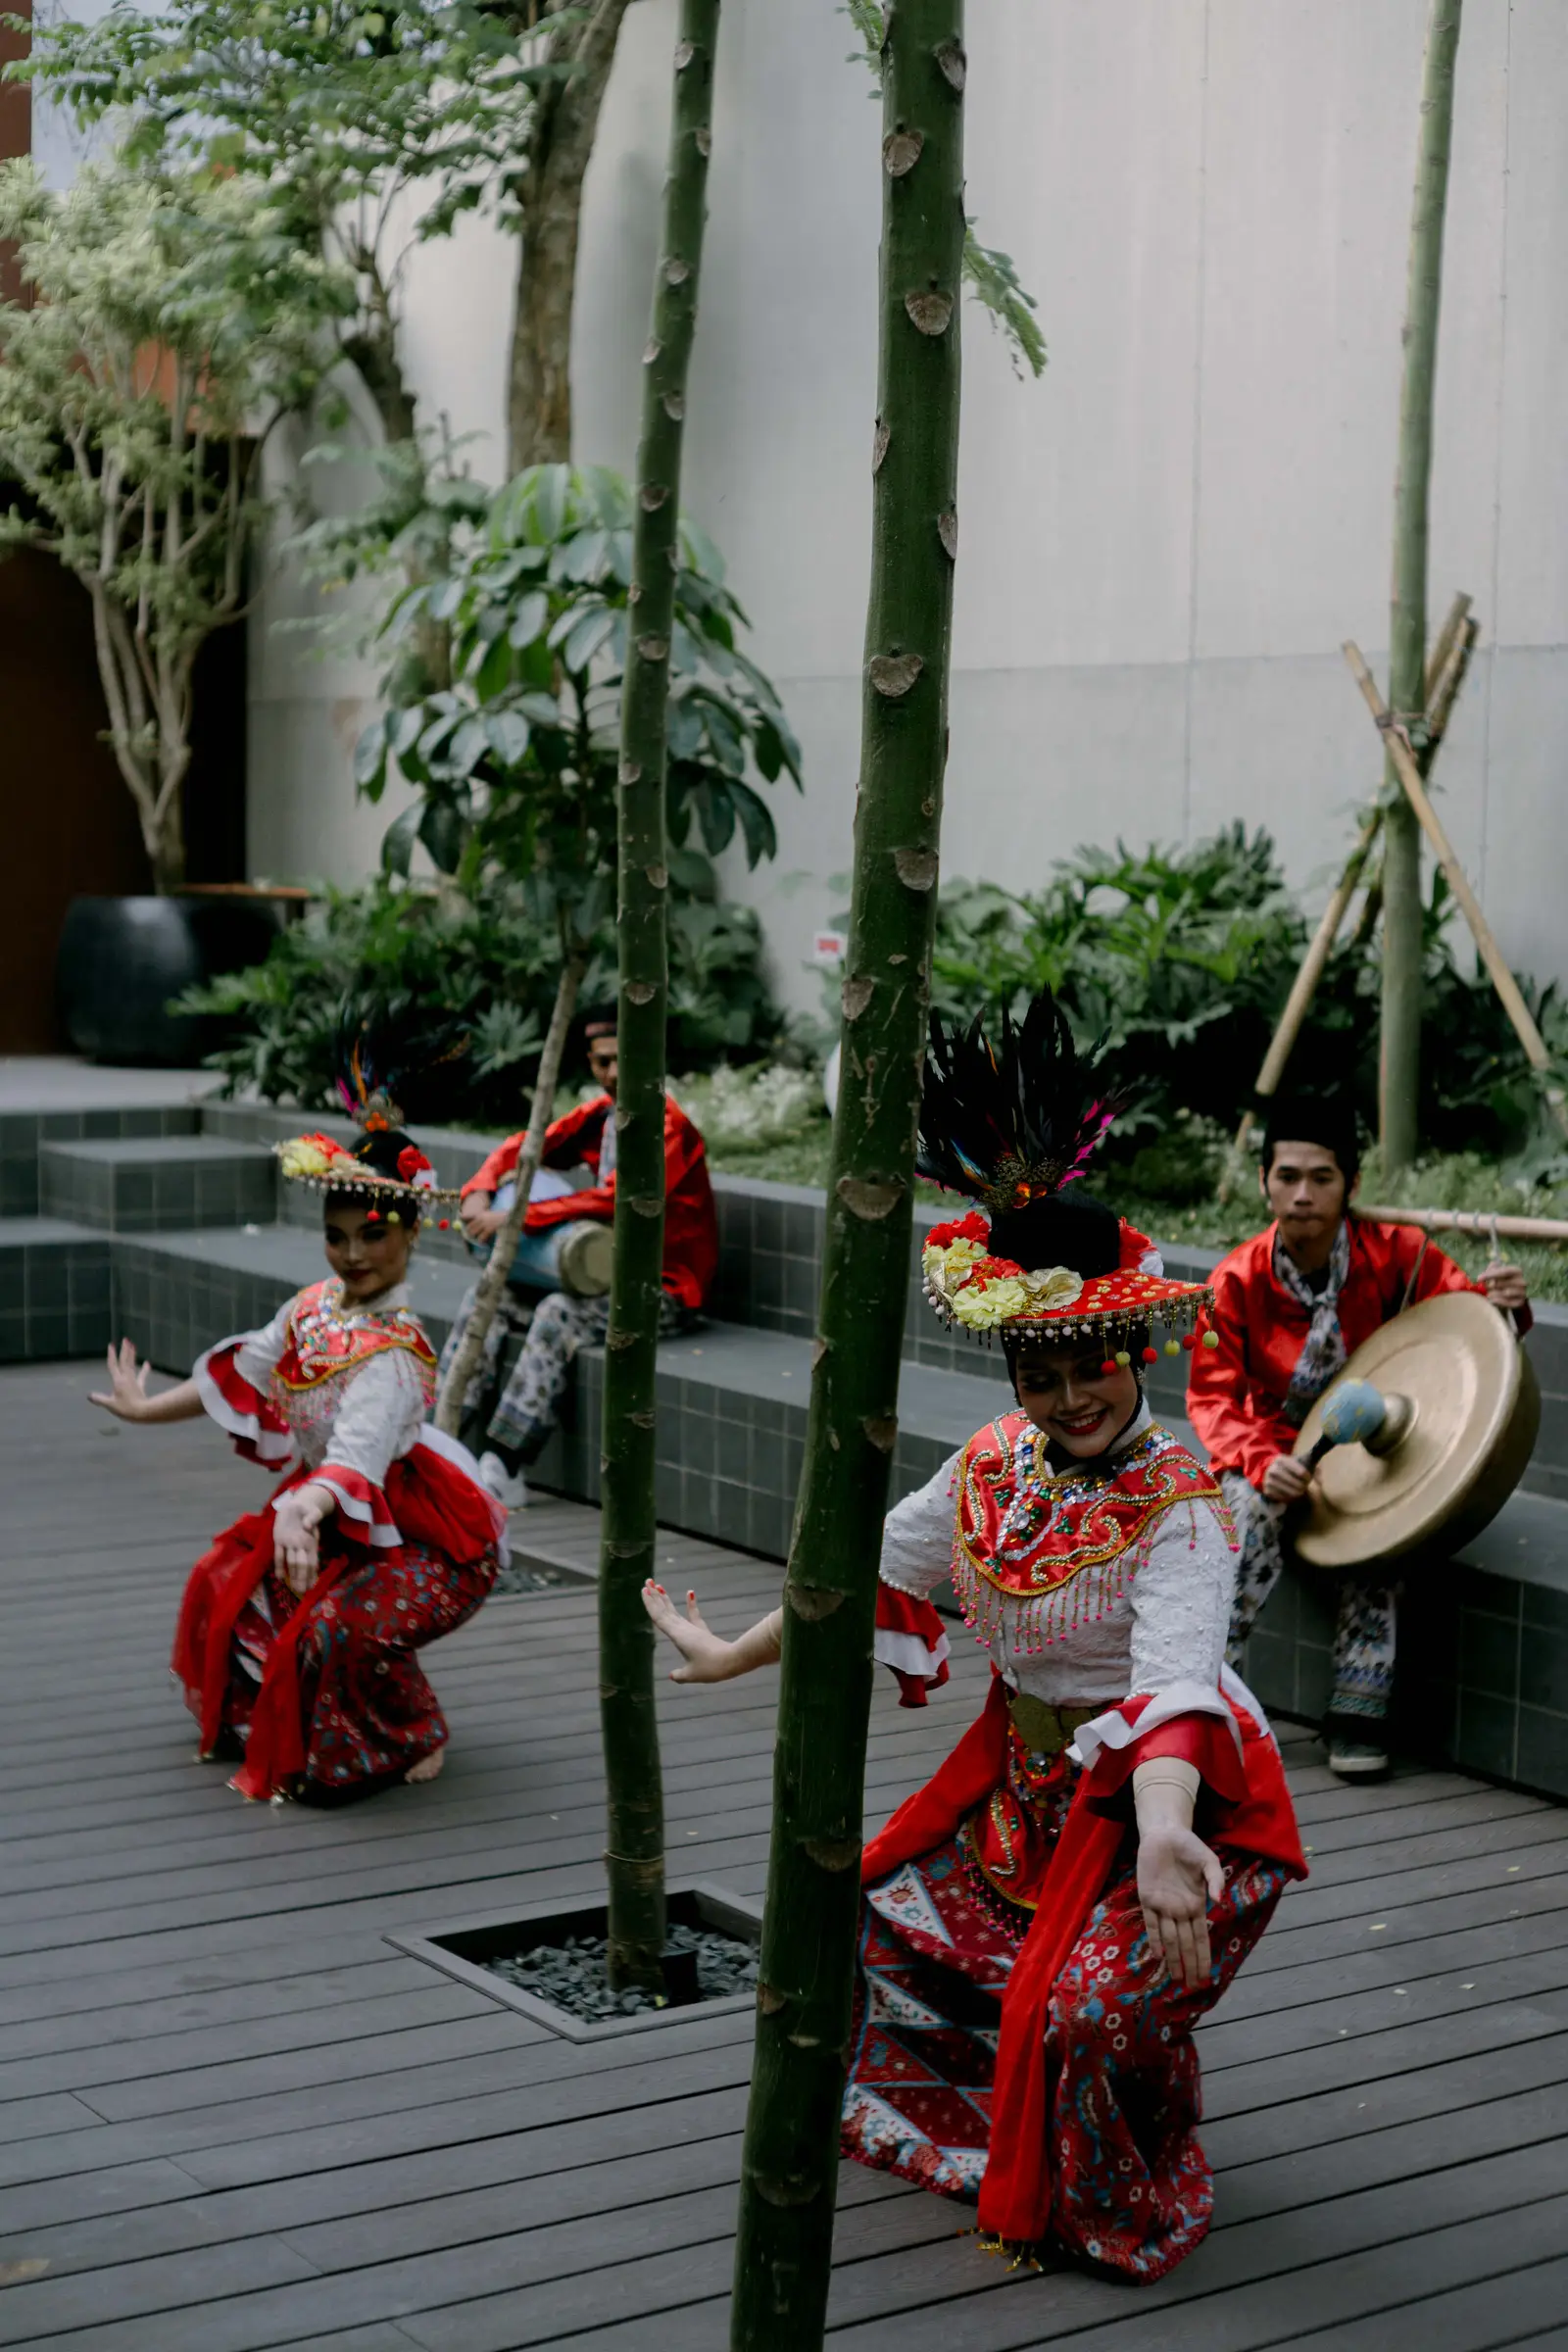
[[915, 993, 1217, 1365]]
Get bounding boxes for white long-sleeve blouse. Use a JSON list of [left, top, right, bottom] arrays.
[[878, 1401, 1238, 1708], [229, 1284, 429, 1490]]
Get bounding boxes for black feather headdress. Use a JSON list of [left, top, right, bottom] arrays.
[[274, 1009, 469, 1210], [332, 1006, 469, 1134], [915, 993, 1122, 1216]]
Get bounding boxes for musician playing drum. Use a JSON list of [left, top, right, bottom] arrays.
[[1189, 1097, 1531, 1781]]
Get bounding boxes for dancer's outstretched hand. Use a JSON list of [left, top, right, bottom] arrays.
[[89, 1339, 153, 1422], [1137, 1824, 1224, 1991], [273, 1489, 325, 1594], [641, 1582, 735, 1682]]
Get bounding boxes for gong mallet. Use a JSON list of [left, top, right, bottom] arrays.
[[1301, 1379, 1417, 1476]]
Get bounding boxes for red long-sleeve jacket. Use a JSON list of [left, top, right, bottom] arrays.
[[460, 1093, 718, 1312], [1187, 1215, 1528, 1491]]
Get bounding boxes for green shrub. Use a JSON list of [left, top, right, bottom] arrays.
[[181, 868, 781, 1124], [930, 827, 1568, 1169]]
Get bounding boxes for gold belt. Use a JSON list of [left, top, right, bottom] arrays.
[[1006, 1691, 1100, 1759]]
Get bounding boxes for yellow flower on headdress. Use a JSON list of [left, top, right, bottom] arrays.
[[279, 1134, 349, 1179], [956, 1274, 1030, 1330], [922, 1235, 985, 1300]]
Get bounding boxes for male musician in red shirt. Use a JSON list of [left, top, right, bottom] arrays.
[[439, 1007, 718, 1508], [1189, 1097, 1530, 1780]]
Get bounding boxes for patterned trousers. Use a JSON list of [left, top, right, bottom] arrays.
[[438, 1284, 686, 1463], [1221, 1470, 1397, 1724], [843, 1829, 1289, 2279]]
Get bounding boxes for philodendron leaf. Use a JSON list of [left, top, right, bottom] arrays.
[[506, 589, 549, 650], [448, 718, 489, 776], [563, 606, 616, 674], [484, 709, 531, 767], [380, 803, 420, 877], [354, 717, 387, 791], [729, 778, 778, 869], [418, 798, 467, 874]]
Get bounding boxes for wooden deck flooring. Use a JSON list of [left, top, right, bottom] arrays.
[[2, 1358, 1567, 2348]]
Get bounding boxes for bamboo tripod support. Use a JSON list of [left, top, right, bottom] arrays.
[[1354, 1202, 1568, 1247], [1344, 639, 1568, 1143], [1227, 591, 1476, 1177]]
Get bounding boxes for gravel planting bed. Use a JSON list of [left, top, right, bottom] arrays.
[[484, 1920, 760, 2023], [490, 1558, 574, 1596]]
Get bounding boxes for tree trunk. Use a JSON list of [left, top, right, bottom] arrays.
[[1380, 0, 1462, 1175], [598, 0, 719, 2000], [342, 325, 418, 448], [729, 8, 963, 2344], [432, 947, 585, 1436], [87, 578, 187, 893], [507, 0, 635, 473]]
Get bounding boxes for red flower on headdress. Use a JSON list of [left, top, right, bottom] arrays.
[[927, 1209, 991, 1250], [397, 1146, 432, 1182]]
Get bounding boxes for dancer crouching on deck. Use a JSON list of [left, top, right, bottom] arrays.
[[89, 1029, 506, 1804], [644, 993, 1304, 2279]]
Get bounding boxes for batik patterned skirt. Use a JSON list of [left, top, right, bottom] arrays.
[[841, 1737, 1289, 2279], [197, 1542, 495, 1801]]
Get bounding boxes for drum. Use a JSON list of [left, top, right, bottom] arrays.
[[469, 1179, 613, 1298], [1291, 1292, 1540, 1571]]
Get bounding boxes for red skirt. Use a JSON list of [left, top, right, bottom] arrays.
[[842, 1810, 1286, 2278], [846, 1688, 1301, 2278], [172, 1447, 500, 1803]]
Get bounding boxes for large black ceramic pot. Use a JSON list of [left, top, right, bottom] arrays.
[[57, 895, 283, 1066]]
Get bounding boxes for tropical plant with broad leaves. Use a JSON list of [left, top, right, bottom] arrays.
[[353, 461, 801, 891], [929, 826, 1568, 1160], [175, 867, 784, 1121]]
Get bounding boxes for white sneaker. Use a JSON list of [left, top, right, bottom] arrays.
[[478, 1451, 531, 1511]]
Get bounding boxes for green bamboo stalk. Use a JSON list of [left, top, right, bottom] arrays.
[[1381, 0, 1462, 1175], [729, 6, 963, 2341], [598, 0, 719, 1995], [433, 942, 584, 1438]]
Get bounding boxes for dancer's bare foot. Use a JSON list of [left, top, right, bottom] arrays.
[[406, 1748, 445, 1785]]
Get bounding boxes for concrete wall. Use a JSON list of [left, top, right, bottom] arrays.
[[248, 0, 1568, 1017]]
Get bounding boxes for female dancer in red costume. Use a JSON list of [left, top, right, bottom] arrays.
[[645, 995, 1304, 2278], [91, 1042, 505, 1803]]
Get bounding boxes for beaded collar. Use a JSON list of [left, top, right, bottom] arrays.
[[274, 1278, 437, 1395]]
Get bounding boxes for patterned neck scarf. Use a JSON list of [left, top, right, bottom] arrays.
[[1274, 1217, 1351, 1426]]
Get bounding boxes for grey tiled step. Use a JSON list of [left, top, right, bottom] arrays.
[[38, 1135, 277, 1234], [0, 1218, 111, 1363], [0, 1102, 203, 1217]]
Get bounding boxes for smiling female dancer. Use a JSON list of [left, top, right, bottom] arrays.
[[91, 1033, 505, 1803], [645, 992, 1304, 2278]]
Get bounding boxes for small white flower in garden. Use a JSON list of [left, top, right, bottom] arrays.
[[677, 1060, 822, 1152]]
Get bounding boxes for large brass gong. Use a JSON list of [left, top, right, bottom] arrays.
[[1291, 1292, 1540, 1570]]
